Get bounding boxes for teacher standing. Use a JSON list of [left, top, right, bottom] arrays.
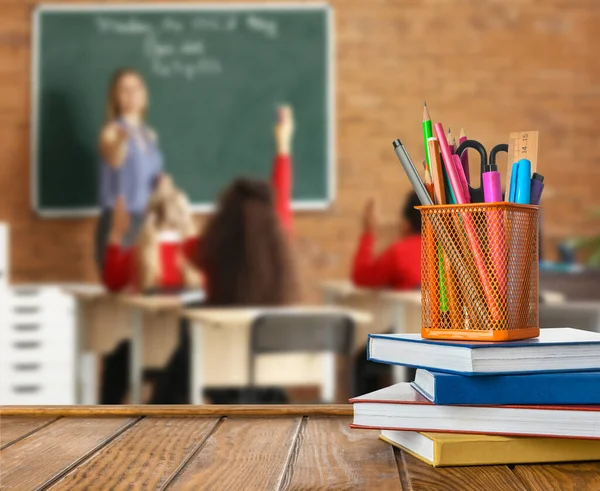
[[95, 68, 163, 270]]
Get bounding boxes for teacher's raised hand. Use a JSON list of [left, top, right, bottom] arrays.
[[99, 122, 130, 168]]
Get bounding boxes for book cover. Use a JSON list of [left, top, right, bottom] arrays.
[[380, 430, 600, 467], [367, 328, 600, 375], [412, 369, 600, 405]]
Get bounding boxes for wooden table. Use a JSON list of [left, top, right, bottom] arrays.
[[2, 406, 599, 490]]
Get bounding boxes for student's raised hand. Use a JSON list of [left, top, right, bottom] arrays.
[[155, 174, 175, 198], [108, 195, 131, 244], [274, 105, 294, 155], [362, 198, 378, 234]]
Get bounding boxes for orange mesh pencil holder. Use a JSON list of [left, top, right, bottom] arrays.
[[419, 203, 539, 342]]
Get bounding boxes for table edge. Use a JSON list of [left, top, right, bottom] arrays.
[[0, 404, 353, 417]]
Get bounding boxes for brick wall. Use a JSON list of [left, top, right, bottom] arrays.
[[1, 0, 599, 300]]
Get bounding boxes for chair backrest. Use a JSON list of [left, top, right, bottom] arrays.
[[247, 312, 356, 401], [249, 313, 355, 356], [539, 306, 600, 333]]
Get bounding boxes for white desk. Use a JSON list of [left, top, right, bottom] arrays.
[[117, 295, 185, 404], [63, 285, 106, 404], [183, 307, 372, 404], [321, 280, 422, 382], [66, 287, 373, 405], [65, 287, 183, 404]]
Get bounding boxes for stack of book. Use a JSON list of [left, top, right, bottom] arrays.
[[350, 328, 600, 467]]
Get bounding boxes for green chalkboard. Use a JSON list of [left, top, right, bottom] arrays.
[[33, 4, 332, 215]]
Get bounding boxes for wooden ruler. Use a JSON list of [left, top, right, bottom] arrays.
[[505, 131, 539, 193]]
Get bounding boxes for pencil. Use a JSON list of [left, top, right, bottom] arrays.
[[427, 138, 446, 205], [459, 128, 470, 184], [448, 127, 455, 154], [424, 217, 441, 330], [422, 161, 435, 202], [426, 138, 449, 315], [422, 102, 433, 172]]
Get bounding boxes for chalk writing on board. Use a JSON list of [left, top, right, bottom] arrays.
[[162, 17, 184, 32], [96, 16, 151, 35], [246, 15, 278, 39], [95, 14, 279, 79]]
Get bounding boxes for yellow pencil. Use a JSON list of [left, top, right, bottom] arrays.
[[427, 138, 446, 205]]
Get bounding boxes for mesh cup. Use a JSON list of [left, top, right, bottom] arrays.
[[419, 203, 539, 342]]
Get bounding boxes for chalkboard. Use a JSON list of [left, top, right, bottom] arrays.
[[32, 4, 333, 216]]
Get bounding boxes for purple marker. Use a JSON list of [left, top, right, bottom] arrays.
[[530, 173, 545, 205], [482, 163, 502, 203]]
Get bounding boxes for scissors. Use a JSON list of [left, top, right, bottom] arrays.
[[455, 140, 508, 203]]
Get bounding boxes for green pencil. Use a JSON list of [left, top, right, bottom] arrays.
[[422, 102, 433, 172], [422, 102, 449, 315]]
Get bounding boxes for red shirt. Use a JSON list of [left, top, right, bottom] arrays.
[[102, 155, 292, 292], [351, 233, 422, 290]]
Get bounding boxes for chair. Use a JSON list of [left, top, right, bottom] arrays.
[[539, 304, 600, 333], [247, 312, 356, 404]]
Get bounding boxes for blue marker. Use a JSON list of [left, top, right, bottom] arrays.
[[509, 159, 532, 204]]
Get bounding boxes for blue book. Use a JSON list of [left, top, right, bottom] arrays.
[[367, 328, 600, 376], [412, 369, 600, 405]]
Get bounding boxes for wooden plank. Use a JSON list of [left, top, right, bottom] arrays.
[[168, 417, 302, 490], [49, 417, 220, 490], [284, 417, 401, 490], [396, 450, 527, 491], [513, 461, 600, 491], [0, 405, 353, 417], [0, 417, 135, 490], [0, 416, 57, 449]]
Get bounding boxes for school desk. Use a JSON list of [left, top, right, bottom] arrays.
[[65, 287, 372, 405], [64, 286, 183, 405], [182, 307, 372, 404], [321, 280, 422, 382], [2, 406, 599, 491]]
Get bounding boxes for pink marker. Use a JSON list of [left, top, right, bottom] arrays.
[[435, 124, 501, 321], [459, 129, 470, 184], [453, 155, 470, 203], [434, 123, 468, 204]]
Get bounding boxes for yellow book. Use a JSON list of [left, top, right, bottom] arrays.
[[380, 430, 600, 467]]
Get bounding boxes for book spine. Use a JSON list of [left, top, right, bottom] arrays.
[[431, 374, 600, 405]]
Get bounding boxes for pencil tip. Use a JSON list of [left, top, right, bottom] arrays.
[[424, 101, 427, 106]]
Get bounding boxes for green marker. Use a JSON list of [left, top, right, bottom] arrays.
[[422, 102, 433, 172]]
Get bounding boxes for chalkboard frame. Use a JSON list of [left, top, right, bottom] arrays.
[[32, 3, 335, 217]]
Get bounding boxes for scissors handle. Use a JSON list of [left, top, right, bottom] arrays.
[[455, 140, 487, 203], [490, 143, 508, 167]]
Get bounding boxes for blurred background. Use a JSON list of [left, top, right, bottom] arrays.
[[1, 0, 600, 406]]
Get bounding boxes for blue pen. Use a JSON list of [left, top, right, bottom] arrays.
[[508, 164, 518, 202], [509, 159, 532, 204]]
